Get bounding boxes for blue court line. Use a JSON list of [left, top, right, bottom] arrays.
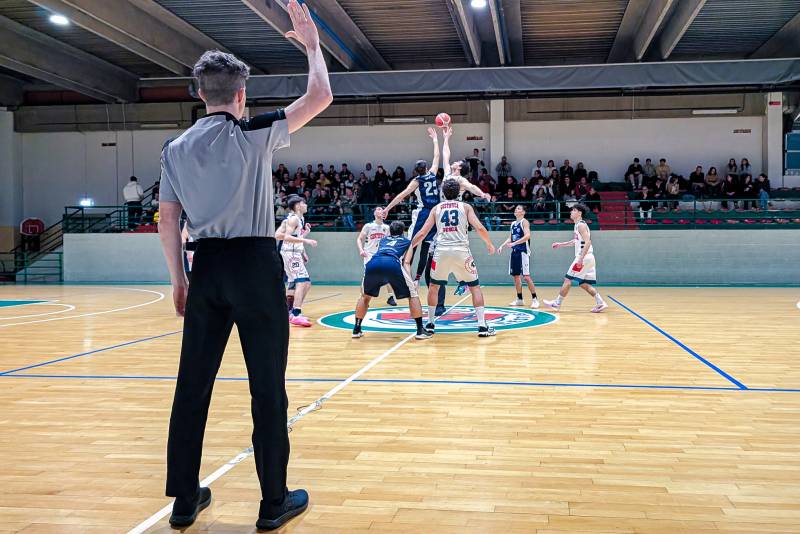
[[3, 373, 799, 393], [0, 331, 181, 376], [608, 296, 748, 390]]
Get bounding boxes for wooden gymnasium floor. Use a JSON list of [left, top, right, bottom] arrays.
[[0, 284, 799, 533]]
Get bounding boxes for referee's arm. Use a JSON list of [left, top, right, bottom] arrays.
[[158, 200, 188, 316], [283, 2, 333, 133]]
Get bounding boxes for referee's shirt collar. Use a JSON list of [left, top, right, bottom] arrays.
[[203, 111, 239, 123]]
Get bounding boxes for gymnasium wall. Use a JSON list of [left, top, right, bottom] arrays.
[[18, 116, 762, 225], [64, 230, 800, 286], [0, 111, 22, 249]]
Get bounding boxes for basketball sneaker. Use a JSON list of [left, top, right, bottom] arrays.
[[415, 329, 432, 340], [531, 297, 540, 309], [387, 295, 397, 307], [425, 322, 435, 335], [477, 326, 496, 337], [543, 299, 561, 311], [289, 315, 312, 327], [352, 329, 363, 338], [509, 298, 524, 306], [591, 302, 608, 313], [434, 305, 446, 316]]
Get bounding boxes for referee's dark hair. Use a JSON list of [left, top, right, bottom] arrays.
[[192, 50, 250, 106], [389, 221, 405, 236]]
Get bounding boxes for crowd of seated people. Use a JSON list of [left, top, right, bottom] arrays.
[[625, 156, 772, 218]]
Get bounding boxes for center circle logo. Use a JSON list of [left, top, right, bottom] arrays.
[[318, 306, 557, 333]]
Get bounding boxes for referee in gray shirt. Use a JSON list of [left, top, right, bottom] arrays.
[[158, 1, 331, 529]]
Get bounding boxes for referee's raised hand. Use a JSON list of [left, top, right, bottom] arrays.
[[285, 0, 319, 50]]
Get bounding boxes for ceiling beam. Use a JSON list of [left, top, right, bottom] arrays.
[[633, 0, 675, 61], [653, 0, 706, 59], [0, 74, 24, 106], [303, 0, 389, 70], [445, 0, 482, 66], [488, 0, 509, 65], [607, 0, 649, 63], [751, 10, 800, 59], [0, 15, 139, 102], [28, 0, 211, 75], [501, 0, 523, 65], [241, 0, 355, 70]]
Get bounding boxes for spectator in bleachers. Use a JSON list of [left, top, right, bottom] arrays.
[[123, 175, 144, 229], [374, 165, 389, 183], [499, 189, 517, 219], [726, 158, 738, 179], [655, 158, 671, 182], [465, 148, 484, 181], [479, 168, 496, 190], [495, 156, 512, 179], [705, 167, 721, 197], [340, 188, 356, 229], [340, 163, 352, 180], [314, 163, 325, 180], [548, 168, 560, 190], [546, 159, 557, 178], [328, 164, 336, 177], [721, 174, 738, 210], [666, 175, 680, 210], [755, 173, 771, 210], [574, 162, 588, 182], [559, 159, 574, 181], [642, 158, 656, 179], [637, 185, 654, 220], [274, 163, 287, 179], [587, 186, 602, 213], [364, 162, 373, 174], [689, 166, 705, 197], [499, 176, 519, 197], [652, 177, 666, 208], [560, 176, 577, 217], [531, 159, 545, 179], [626, 158, 643, 178], [740, 158, 752, 177], [306, 164, 314, 177], [575, 176, 590, 201], [739, 174, 755, 210], [626, 168, 643, 191], [392, 166, 406, 183]]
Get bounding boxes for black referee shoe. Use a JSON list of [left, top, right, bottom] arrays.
[[478, 326, 496, 337], [257, 489, 309, 531], [169, 487, 211, 528]]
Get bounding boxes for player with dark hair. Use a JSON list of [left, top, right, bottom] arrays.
[[281, 195, 317, 326], [544, 203, 608, 312], [353, 221, 432, 340], [498, 204, 538, 308]]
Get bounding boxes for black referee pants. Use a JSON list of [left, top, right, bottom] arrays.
[[166, 237, 291, 510]]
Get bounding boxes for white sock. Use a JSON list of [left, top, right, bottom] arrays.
[[428, 306, 435, 325], [555, 295, 564, 305], [595, 293, 605, 305], [475, 306, 486, 327]]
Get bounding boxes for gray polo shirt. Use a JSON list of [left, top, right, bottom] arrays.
[[160, 110, 289, 239]]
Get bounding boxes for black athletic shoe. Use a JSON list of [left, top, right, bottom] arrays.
[[169, 487, 211, 528], [387, 296, 398, 306], [415, 329, 432, 340], [256, 489, 309, 531], [352, 329, 363, 339], [425, 322, 435, 335], [434, 305, 446, 316], [478, 326, 497, 337]]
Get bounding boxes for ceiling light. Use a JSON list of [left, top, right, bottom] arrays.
[[382, 117, 425, 123], [691, 108, 739, 115], [471, 0, 488, 8], [49, 14, 69, 25], [78, 197, 94, 207]]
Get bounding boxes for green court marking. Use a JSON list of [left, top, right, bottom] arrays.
[[0, 300, 46, 308]]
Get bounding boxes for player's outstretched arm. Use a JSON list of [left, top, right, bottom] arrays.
[[458, 176, 490, 200], [384, 180, 419, 214], [284, 0, 333, 134], [497, 236, 511, 254], [466, 204, 495, 255], [428, 127, 440, 172], [442, 125, 453, 170], [356, 226, 368, 257]]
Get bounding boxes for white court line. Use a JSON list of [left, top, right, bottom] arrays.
[[0, 288, 164, 328], [127, 294, 471, 534], [0, 302, 76, 321]]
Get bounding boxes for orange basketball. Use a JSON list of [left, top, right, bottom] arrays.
[[435, 112, 451, 128]]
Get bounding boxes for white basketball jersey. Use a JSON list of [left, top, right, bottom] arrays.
[[283, 213, 305, 254], [362, 222, 389, 255], [574, 220, 593, 257], [434, 200, 470, 251]]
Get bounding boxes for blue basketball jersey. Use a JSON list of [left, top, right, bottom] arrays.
[[414, 172, 440, 209], [510, 219, 528, 253], [373, 236, 412, 260]]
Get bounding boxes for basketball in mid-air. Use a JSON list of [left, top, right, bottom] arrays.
[[435, 112, 451, 128]]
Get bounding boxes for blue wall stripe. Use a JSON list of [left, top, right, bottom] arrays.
[[608, 296, 748, 390]]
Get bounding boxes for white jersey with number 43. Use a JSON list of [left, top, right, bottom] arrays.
[[434, 200, 470, 252]]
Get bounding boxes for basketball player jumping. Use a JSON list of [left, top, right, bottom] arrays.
[[356, 206, 396, 306], [406, 178, 497, 337], [543, 203, 608, 313], [497, 204, 539, 308]]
